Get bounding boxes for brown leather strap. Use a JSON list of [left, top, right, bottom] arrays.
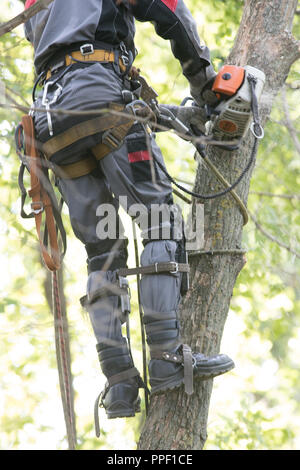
[[118, 262, 190, 277], [22, 115, 61, 271]]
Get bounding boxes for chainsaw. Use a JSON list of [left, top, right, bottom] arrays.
[[133, 64, 265, 204], [203, 64, 265, 149], [140, 64, 265, 150]]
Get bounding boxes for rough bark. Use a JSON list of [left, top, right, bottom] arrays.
[[138, 0, 299, 450]]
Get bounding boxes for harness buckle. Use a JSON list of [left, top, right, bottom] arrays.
[[80, 43, 94, 56], [31, 201, 44, 215], [170, 262, 179, 274], [102, 129, 122, 150], [120, 42, 130, 67]]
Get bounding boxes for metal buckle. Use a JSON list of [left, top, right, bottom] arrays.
[[120, 42, 129, 67], [102, 129, 122, 150], [250, 121, 264, 139], [49, 58, 65, 75], [31, 202, 44, 215], [119, 276, 131, 317], [80, 43, 94, 56], [170, 262, 179, 274]]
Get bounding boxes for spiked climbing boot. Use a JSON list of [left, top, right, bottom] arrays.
[[144, 317, 235, 395], [96, 339, 142, 419]]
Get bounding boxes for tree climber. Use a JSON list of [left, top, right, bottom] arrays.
[[23, 0, 235, 421]]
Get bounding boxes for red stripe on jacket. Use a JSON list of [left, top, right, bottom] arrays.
[[160, 0, 178, 12], [25, 0, 37, 9], [128, 150, 151, 163]]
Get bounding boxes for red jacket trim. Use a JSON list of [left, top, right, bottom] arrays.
[[160, 0, 178, 13], [128, 150, 151, 163], [25, 0, 37, 9]]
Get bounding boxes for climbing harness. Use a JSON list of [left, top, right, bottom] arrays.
[[40, 102, 135, 179]]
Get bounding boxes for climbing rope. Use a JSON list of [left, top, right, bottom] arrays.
[[132, 221, 149, 416], [52, 269, 77, 450]]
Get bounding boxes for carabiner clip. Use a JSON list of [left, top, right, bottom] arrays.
[[42, 81, 63, 136], [250, 122, 264, 139]]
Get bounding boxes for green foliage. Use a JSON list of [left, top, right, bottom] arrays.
[[0, 0, 300, 451]]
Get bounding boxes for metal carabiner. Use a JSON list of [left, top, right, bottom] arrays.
[[250, 121, 264, 139], [42, 81, 63, 136]]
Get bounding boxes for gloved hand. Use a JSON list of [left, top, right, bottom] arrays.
[[188, 64, 218, 108]]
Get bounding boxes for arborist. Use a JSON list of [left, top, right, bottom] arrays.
[[23, 0, 235, 423]]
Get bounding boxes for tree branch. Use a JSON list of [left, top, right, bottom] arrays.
[[5, 84, 31, 107], [249, 211, 300, 259], [0, 0, 54, 38], [281, 86, 300, 155], [250, 191, 300, 201]]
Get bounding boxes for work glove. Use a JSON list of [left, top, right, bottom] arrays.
[[188, 64, 218, 108]]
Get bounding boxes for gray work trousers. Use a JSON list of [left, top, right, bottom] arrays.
[[57, 131, 183, 349], [35, 63, 183, 350]]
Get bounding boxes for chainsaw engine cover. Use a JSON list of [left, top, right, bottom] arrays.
[[212, 65, 245, 97], [209, 65, 265, 149]]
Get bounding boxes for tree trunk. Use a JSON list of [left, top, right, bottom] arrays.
[[138, 0, 299, 450]]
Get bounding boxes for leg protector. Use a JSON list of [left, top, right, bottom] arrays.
[[83, 238, 129, 344], [96, 339, 141, 419], [139, 240, 235, 395], [82, 239, 144, 420]]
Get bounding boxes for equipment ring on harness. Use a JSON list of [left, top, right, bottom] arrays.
[[250, 122, 264, 139]]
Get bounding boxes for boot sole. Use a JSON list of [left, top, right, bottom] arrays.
[[150, 359, 235, 395]]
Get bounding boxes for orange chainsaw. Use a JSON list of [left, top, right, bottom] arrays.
[[155, 64, 265, 151], [204, 64, 265, 149]]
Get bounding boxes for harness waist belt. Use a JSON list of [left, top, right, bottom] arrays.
[[46, 48, 127, 79]]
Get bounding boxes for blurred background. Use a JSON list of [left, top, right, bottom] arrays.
[[0, 0, 299, 450]]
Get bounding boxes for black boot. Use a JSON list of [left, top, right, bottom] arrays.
[[145, 317, 235, 395], [96, 339, 142, 419]]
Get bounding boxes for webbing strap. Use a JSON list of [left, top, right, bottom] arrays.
[[182, 344, 194, 395], [42, 103, 132, 159], [42, 105, 135, 179], [91, 120, 135, 159], [49, 119, 135, 179], [46, 48, 127, 80], [108, 366, 140, 387], [94, 367, 149, 438], [118, 262, 189, 277], [53, 157, 97, 180], [80, 283, 128, 308]]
